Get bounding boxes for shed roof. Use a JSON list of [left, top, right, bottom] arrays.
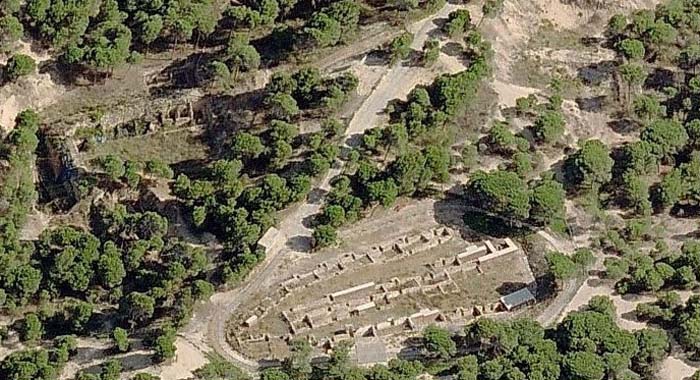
[[500, 287, 535, 310], [258, 226, 281, 250]]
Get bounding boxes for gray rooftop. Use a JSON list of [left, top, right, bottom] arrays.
[[500, 287, 536, 310]]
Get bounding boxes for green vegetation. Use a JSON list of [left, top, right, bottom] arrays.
[[311, 33, 492, 248], [4, 53, 36, 82]]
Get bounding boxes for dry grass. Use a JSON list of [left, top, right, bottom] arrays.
[[82, 129, 210, 164]]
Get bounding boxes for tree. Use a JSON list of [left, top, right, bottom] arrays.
[[152, 325, 177, 362], [0, 0, 21, 14], [65, 300, 93, 333], [137, 15, 164, 52], [313, 225, 337, 250], [632, 94, 664, 122], [423, 325, 456, 359], [4, 54, 36, 82], [619, 63, 647, 103], [132, 374, 161, 380], [424, 144, 451, 183], [322, 205, 346, 227], [113, 327, 129, 353], [0, 16, 23, 50], [100, 155, 126, 181], [563, 351, 606, 380], [605, 14, 626, 37], [0, 348, 60, 380], [366, 179, 399, 207], [510, 151, 532, 178], [283, 339, 313, 380], [680, 316, 700, 357], [304, 12, 341, 47], [647, 20, 677, 51], [267, 92, 300, 121], [261, 368, 290, 380], [572, 248, 595, 269], [464, 170, 531, 221], [444, 9, 471, 37], [565, 139, 613, 190], [529, 177, 565, 226], [123, 160, 141, 189], [268, 139, 293, 169], [20, 313, 43, 342], [192, 280, 215, 301], [455, 355, 478, 380], [634, 328, 669, 377], [640, 119, 688, 162], [164, 0, 218, 49], [98, 241, 126, 288], [422, 38, 440, 66], [389, 32, 413, 65], [658, 168, 685, 209], [546, 251, 577, 285], [389, 149, 430, 195], [230, 132, 265, 161], [616, 38, 645, 60], [120, 292, 155, 327], [587, 295, 616, 318], [226, 33, 260, 76], [622, 172, 651, 215], [681, 44, 700, 73], [532, 110, 565, 144], [486, 120, 522, 155], [145, 160, 174, 179], [81, 20, 133, 75], [101, 359, 121, 380]]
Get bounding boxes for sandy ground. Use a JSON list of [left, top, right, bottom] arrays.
[[0, 40, 64, 133], [661, 357, 697, 380], [156, 338, 208, 380]]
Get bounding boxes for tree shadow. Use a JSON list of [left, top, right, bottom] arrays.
[[252, 26, 298, 68], [496, 281, 528, 296], [80, 352, 154, 375], [440, 42, 463, 57], [575, 95, 608, 113], [364, 49, 390, 67], [607, 118, 639, 134], [307, 187, 328, 205], [576, 60, 615, 86], [431, 17, 449, 31], [286, 235, 313, 252], [148, 50, 218, 94], [432, 193, 475, 239], [644, 67, 677, 92], [548, 155, 568, 185], [620, 310, 643, 324]]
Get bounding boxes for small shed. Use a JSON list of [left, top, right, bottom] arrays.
[[258, 227, 283, 254], [499, 287, 536, 311]]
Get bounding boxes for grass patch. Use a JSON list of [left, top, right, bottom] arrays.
[[83, 129, 210, 165], [528, 20, 584, 51]]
